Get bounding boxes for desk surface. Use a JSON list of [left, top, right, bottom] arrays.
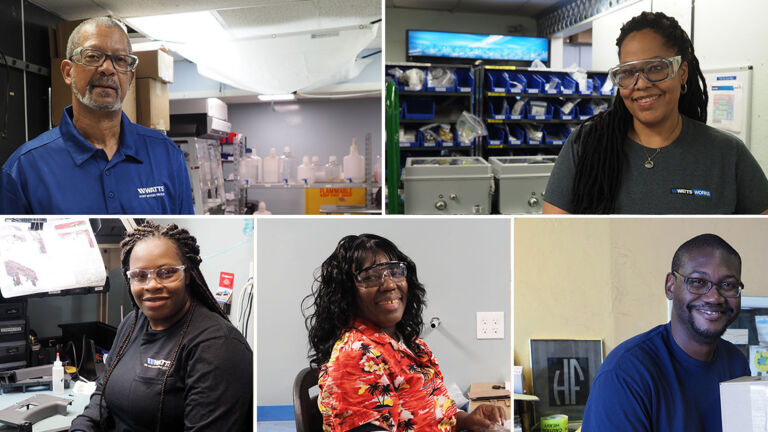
[[0, 388, 88, 432]]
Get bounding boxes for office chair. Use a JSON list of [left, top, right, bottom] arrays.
[[293, 367, 323, 432]]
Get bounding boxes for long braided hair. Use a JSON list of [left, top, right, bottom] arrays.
[[302, 234, 427, 368], [98, 221, 228, 431], [570, 11, 708, 213]]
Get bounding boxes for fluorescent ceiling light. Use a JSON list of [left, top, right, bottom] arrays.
[[258, 94, 296, 101], [127, 11, 230, 44]]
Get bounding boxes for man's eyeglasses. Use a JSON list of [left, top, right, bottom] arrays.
[[354, 261, 407, 289], [126, 265, 186, 287], [672, 271, 743, 298], [608, 55, 682, 89], [70, 47, 139, 73]]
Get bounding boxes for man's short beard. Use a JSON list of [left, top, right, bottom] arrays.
[[686, 304, 734, 342], [71, 74, 122, 112]]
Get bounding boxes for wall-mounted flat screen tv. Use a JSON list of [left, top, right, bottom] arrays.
[[407, 30, 549, 64]]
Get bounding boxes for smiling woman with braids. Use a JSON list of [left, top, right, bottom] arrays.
[[304, 234, 505, 432], [69, 221, 252, 432], [544, 11, 768, 214]]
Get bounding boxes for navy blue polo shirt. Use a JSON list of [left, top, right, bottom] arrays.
[[1, 106, 194, 214]]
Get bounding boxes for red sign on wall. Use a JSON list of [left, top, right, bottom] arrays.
[[219, 272, 235, 289]]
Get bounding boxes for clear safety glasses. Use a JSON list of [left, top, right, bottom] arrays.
[[608, 55, 682, 89], [70, 47, 139, 73], [354, 261, 407, 289], [126, 265, 186, 287]]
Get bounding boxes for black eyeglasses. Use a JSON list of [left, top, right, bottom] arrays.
[[354, 261, 407, 289], [70, 47, 139, 72], [673, 271, 743, 298]]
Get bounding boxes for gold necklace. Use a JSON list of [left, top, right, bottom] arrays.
[[634, 115, 681, 169]]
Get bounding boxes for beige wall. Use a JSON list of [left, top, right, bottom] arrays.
[[514, 217, 768, 393]]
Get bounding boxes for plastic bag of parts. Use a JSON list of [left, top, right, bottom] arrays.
[[530, 59, 547, 70], [567, 64, 589, 92], [524, 124, 544, 142], [560, 98, 581, 115], [419, 123, 440, 146], [588, 99, 609, 115], [399, 126, 417, 142], [456, 111, 487, 144], [387, 67, 425, 90], [528, 100, 548, 116], [511, 98, 527, 115], [428, 67, 456, 88], [600, 76, 615, 93], [439, 124, 454, 142]]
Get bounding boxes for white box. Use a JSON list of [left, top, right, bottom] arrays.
[[720, 375, 768, 432], [170, 98, 228, 121]]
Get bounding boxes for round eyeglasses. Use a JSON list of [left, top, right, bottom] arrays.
[[354, 261, 407, 289], [126, 265, 186, 287], [673, 271, 743, 298], [608, 55, 682, 89], [70, 47, 139, 73]]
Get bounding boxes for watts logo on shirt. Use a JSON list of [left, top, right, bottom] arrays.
[[144, 357, 171, 370], [671, 188, 712, 198], [137, 185, 166, 199]]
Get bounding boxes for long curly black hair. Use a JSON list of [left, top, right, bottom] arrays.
[[570, 11, 708, 213], [303, 234, 427, 368], [98, 221, 228, 432]]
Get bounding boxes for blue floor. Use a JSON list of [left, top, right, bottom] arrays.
[[257, 420, 296, 431]]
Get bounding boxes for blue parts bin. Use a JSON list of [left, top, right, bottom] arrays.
[[402, 98, 436, 120]]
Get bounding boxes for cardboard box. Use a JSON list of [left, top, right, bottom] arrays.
[[468, 382, 512, 419], [55, 20, 86, 59], [136, 77, 170, 131], [134, 50, 174, 83], [50, 58, 137, 126], [721, 375, 768, 432]]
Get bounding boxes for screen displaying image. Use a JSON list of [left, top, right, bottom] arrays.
[[407, 30, 549, 62]]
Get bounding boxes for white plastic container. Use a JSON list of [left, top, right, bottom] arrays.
[[279, 146, 298, 184], [297, 156, 314, 185], [241, 148, 262, 185], [263, 148, 280, 183], [343, 138, 366, 183], [312, 156, 325, 182], [254, 201, 272, 215], [325, 156, 341, 182], [52, 353, 64, 394]]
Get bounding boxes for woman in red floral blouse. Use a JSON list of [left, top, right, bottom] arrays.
[[303, 234, 505, 432]]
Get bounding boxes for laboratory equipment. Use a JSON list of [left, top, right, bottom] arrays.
[[488, 156, 556, 214], [401, 157, 493, 214], [241, 148, 262, 186], [263, 148, 280, 183], [325, 156, 341, 182], [280, 146, 298, 184], [297, 156, 314, 185], [173, 137, 227, 214], [52, 354, 63, 394]]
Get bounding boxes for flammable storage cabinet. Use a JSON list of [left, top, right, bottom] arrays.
[[401, 157, 493, 214], [489, 156, 556, 214]]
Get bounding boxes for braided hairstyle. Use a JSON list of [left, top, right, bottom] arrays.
[[570, 11, 708, 213], [98, 220, 228, 432], [302, 234, 427, 368]]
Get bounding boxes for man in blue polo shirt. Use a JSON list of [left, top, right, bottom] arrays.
[[0, 17, 193, 214], [582, 234, 749, 432]]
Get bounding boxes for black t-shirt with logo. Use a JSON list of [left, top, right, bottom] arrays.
[[545, 115, 768, 214], [70, 304, 252, 432]]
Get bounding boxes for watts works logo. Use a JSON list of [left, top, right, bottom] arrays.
[[144, 357, 171, 370], [548, 357, 590, 406], [137, 185, 166, 199]]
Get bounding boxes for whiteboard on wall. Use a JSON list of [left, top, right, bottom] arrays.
[[703, 66, 752, 148]]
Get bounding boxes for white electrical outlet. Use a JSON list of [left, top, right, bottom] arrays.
[[477, 311, 504, 339]]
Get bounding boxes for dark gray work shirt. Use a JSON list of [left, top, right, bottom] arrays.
[[69, 305, 252, 432], [545, 115, 768, 214]]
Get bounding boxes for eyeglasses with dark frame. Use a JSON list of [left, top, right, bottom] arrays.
[[608, 55, 682, 89], [672, 271, 744, 298], [126, 265, 186, 287], [70, 47, 139, 73], [354, 261, 407, 289]]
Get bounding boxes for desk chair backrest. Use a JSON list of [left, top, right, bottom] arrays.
[[293, 367, 323, 432]]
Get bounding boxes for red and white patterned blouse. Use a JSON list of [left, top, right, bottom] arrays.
[[318, 318, 458, 432]]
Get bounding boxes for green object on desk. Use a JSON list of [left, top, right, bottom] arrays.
[[541, 414, 568, 432]]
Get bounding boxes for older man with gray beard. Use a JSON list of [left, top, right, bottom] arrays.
[[0, 17, 193, 214]]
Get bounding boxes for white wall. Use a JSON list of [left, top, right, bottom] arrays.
[[385, 8, 537, 62], [256, 217, 511, 406], [592, 0, 651, 70], [695, 0, 768, 171]]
